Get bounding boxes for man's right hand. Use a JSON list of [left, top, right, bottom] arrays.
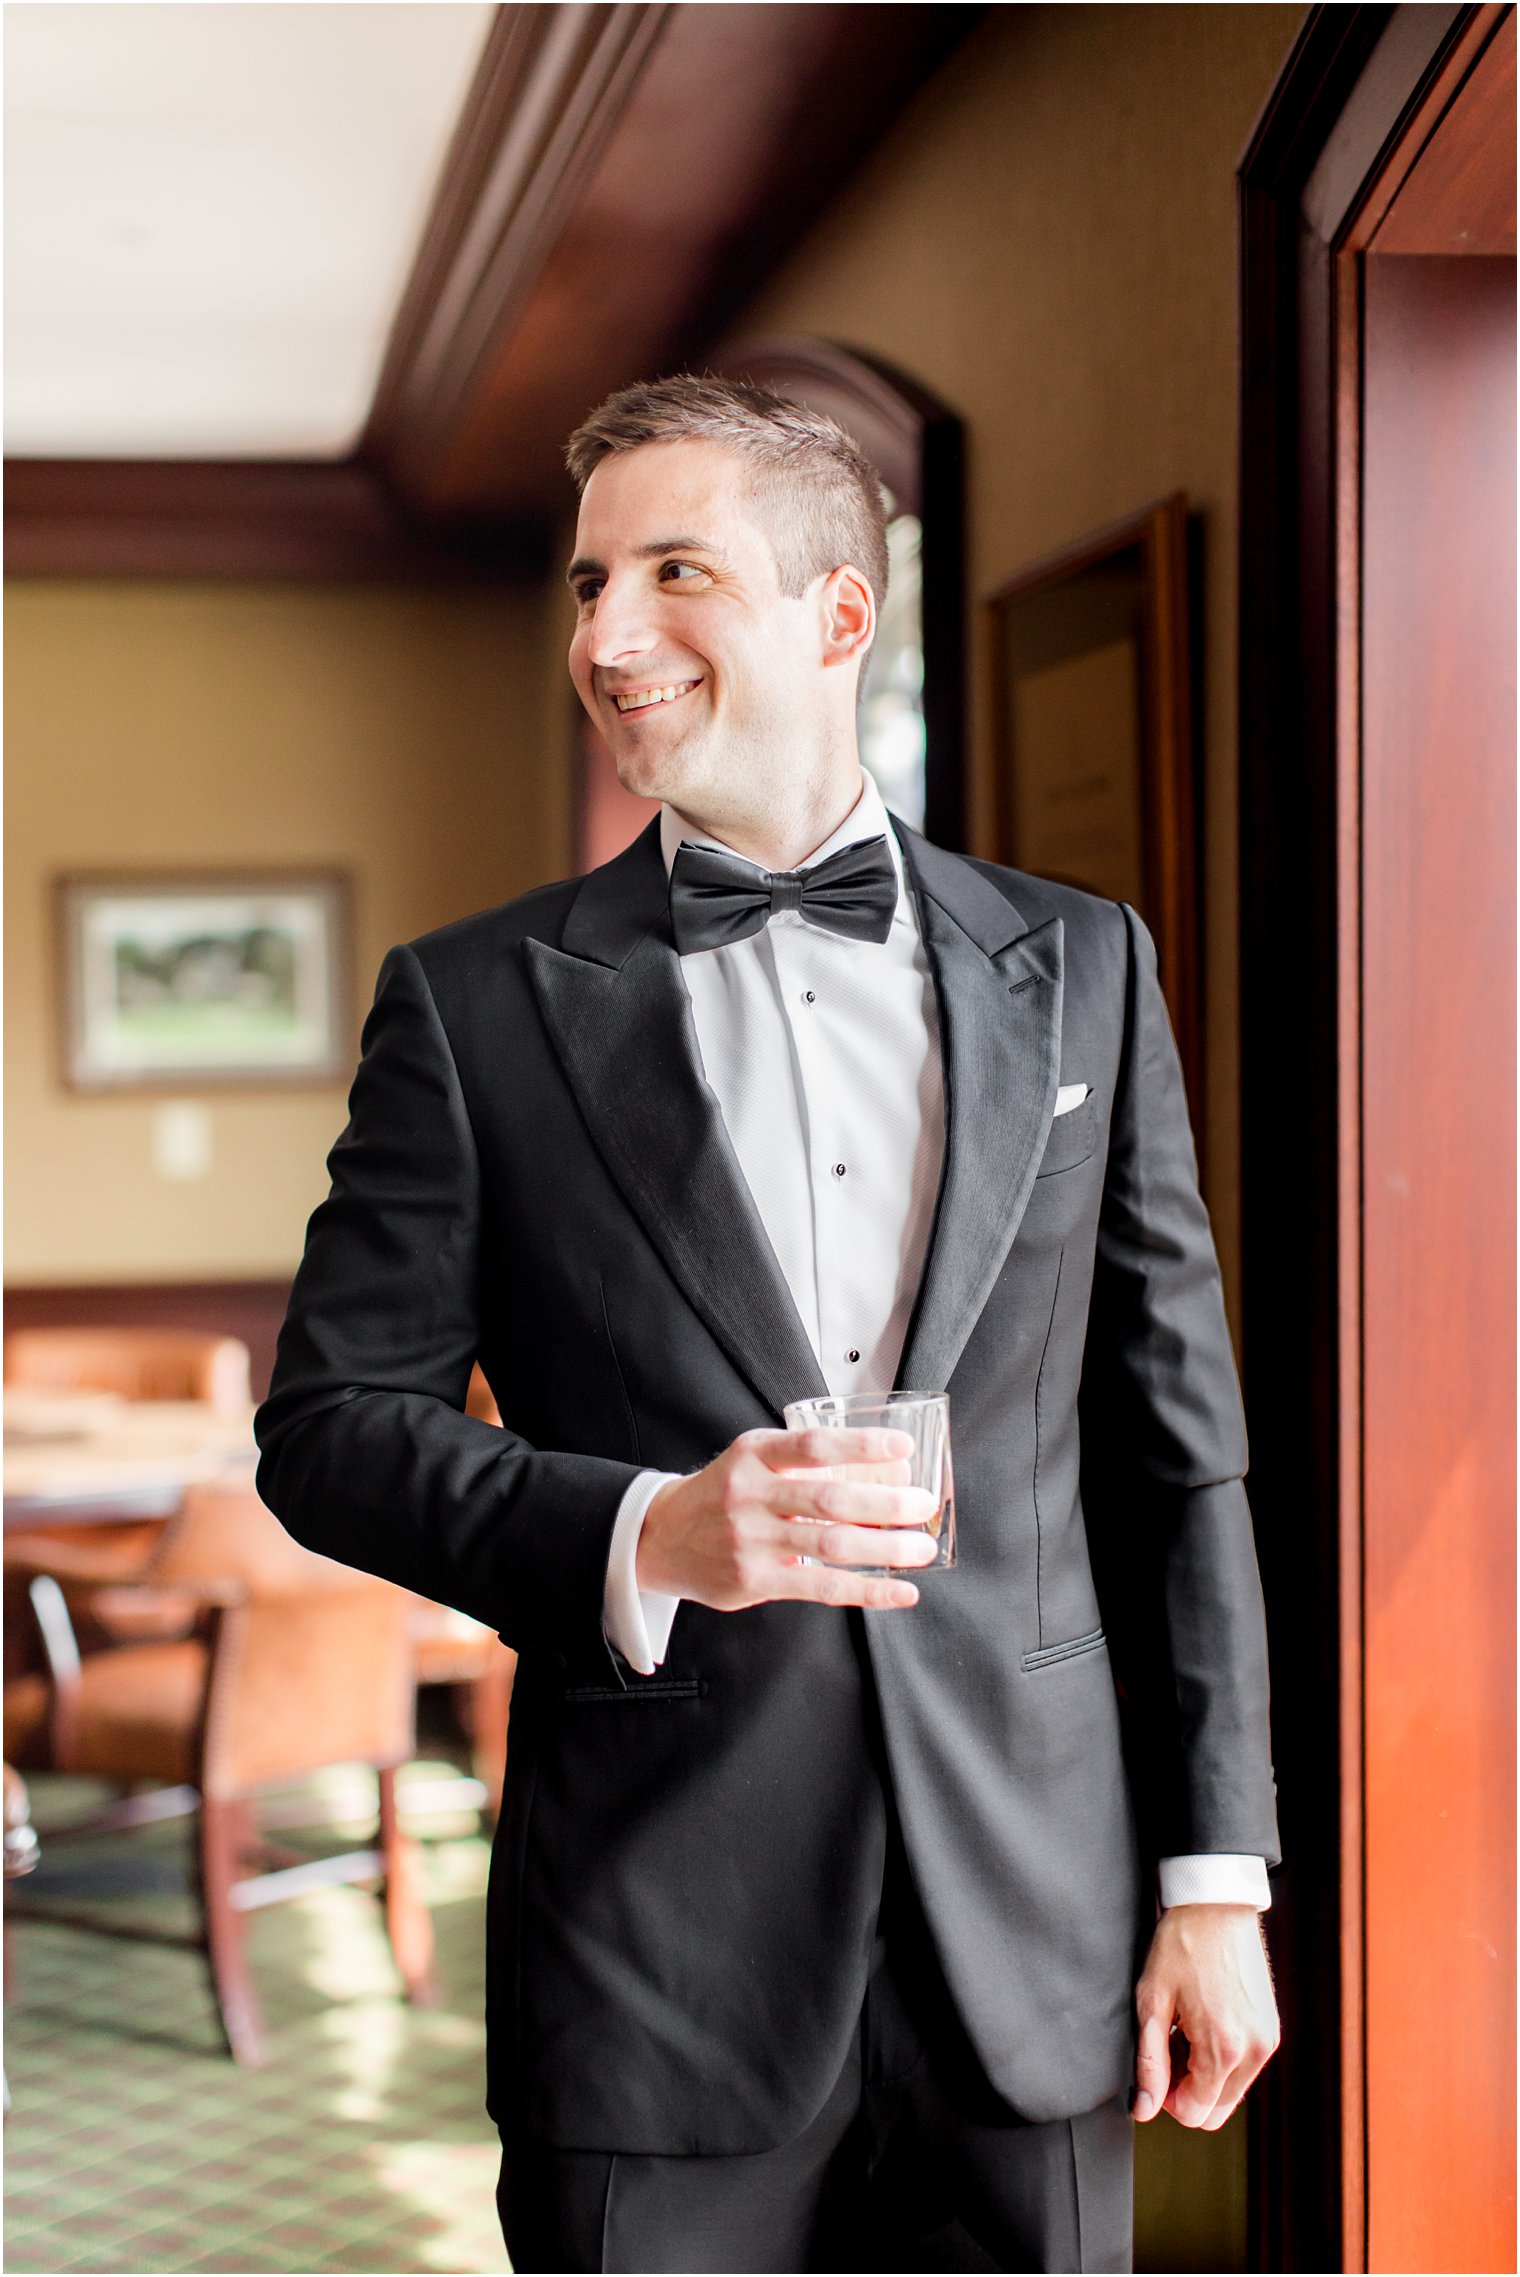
[[635, 1426, 937, 1611]]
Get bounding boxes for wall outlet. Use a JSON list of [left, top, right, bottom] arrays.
[[152, 1100, 213, 1181]]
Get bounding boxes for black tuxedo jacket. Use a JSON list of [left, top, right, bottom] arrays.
[[256, 817, 1278, 2155]]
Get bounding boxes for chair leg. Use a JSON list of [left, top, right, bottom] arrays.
[[229, 1798, 261, 1867], [198, 1798, 266, 2067], [377, 1768, 436, 2007]]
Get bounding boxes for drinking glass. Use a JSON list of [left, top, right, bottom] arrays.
[[781, 1390, 955, 1575]]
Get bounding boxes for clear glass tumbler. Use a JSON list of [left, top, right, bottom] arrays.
[[781, 1390, 956, 1575]]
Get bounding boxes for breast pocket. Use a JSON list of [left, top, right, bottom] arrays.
[[554, 1677, 706, 1704], [1036, 1091, 1098, 1178]]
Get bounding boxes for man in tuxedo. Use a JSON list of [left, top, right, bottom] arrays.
[[256, 375, 1280, 2274]]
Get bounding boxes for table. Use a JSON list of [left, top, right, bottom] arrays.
[[3, 1395, 257, 1525]]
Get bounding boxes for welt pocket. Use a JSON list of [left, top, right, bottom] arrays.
[[1035, 1093, 1098, 1179], [556, 1677, 706, 1704], [1021, 1627, 1106, 1672]]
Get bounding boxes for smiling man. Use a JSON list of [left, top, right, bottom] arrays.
[[257, 375, 1280, 2274]]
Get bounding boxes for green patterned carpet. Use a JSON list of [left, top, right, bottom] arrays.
[[4, 1755, 510, 2276], [3, 1750, 1249, 2275]]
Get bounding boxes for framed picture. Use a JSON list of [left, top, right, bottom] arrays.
[[54, 870, 353, 1092], [988, 494, 1201, 1117]]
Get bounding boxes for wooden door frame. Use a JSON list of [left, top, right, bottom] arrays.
[[1236, 6, 1511, 2269]]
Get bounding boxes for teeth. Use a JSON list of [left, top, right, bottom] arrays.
[[614, 680, 695, 712]]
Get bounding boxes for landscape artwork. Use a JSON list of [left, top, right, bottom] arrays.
[[56, 872, 351, 1091]]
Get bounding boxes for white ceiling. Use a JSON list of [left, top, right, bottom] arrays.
[[3, 2, 494, 459]]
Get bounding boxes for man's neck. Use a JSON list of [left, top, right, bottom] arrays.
[[666, 767, 868, 873]]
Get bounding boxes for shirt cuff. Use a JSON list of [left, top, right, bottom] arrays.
[[603, 1469, 683, 1676], [1158, 1855, 1272, 1911]]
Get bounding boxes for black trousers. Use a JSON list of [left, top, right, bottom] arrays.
[[497, 1850, 1133, 2274]]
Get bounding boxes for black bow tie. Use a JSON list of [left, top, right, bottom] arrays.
[[669, 834, 899, 957]]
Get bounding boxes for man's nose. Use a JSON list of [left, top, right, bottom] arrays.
[[585, 579, 659, 668]]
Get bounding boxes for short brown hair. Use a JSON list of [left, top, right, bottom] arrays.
[[565, 373, 890, 615]]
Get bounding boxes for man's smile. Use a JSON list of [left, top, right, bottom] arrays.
[[610, 678, 701, 714]]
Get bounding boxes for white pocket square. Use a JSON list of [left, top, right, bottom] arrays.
[[1053, 1083, 1090, 1117]]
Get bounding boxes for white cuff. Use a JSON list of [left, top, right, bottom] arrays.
[[1158, 1854, 1272, 1910], [602, 1470, 683, 1676]]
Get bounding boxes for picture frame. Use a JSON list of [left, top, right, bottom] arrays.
[[987, 494, 1202, 1118], [54, 869, 353, 1093]]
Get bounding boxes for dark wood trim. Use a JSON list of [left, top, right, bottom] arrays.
[[3, 456, 544, 582], [708, 337, 967, 852], [918, 411, 968, 857], [1330, 239, 1367, 2277], [366, 3, 672, 481], [707, 335, 945, 518], [4, 1282, 294, 1404], [365, 4, 984, 521], [1236, 8, 1501, 2269], [1360, 6, 1515, 252], [7, 11, 984, 567]]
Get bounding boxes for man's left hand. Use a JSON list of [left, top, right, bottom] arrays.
[[1132, 1905, 1280, 2129]]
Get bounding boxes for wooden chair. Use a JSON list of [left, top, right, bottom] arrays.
[[7, 1356, 517, 1808], [3, 1764, 38, 1885], [3, 1482, 435, 2066], [408, 1599, 515, 1818], [4, 1326, 254, 1419]]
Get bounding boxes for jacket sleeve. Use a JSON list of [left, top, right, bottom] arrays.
[[254, 941, 642, 1664], [1078, 902, 1280, 1868]]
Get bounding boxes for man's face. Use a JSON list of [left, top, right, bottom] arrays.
[[567, 440, 829, 821]]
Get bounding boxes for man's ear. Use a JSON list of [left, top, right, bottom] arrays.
[[819, 564, 875, 674]]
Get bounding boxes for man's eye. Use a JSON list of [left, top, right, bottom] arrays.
[[660, 561, 707, 585], [574, 580, 603, 606]]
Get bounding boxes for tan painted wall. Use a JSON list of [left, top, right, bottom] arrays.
[[726, 0, 1306, 1331], [5, 579, 558, 1283]]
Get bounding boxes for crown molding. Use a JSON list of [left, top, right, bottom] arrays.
[[365, 3, 985, 521], [366, 4, 671, 483], [3, 456, 544, 581], [6, 6, 984, 571]]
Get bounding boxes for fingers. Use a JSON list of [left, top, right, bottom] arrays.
[[1196, 2042, 1273, 2131], [658, 1432, 935, 1613], [1163, 2035, 1229, 2128], [1163, 2026, 1271, 2130], [766, 1473, 938, 1531], [770, 1560, 921, 1612], [1132, 2005, 1173, 2123], [777, 1518, 939, 1570], [756, 1426, 915, 1472], [1133, 1906, 1282, 2131], [1159, 1995, 1279, 2129]]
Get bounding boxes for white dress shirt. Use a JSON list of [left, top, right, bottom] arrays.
[[599, 771, 1268, 1912]]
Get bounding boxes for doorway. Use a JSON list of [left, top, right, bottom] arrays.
[[1238, 7, 1515, 2269]]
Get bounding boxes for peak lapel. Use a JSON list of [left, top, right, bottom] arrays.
[[894, 827, 1064, 1395], [526, 823, 827, 1421]]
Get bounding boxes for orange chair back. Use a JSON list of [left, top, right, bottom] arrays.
[[202, 1588, 415, 1798], [5, 1328, 252, 1419], [147, 1481, 360, 1597]]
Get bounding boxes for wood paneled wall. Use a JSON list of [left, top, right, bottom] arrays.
[[1359, 242, 1516, 2277]]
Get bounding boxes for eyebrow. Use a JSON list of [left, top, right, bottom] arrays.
[[565, 536, 726, 585]]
